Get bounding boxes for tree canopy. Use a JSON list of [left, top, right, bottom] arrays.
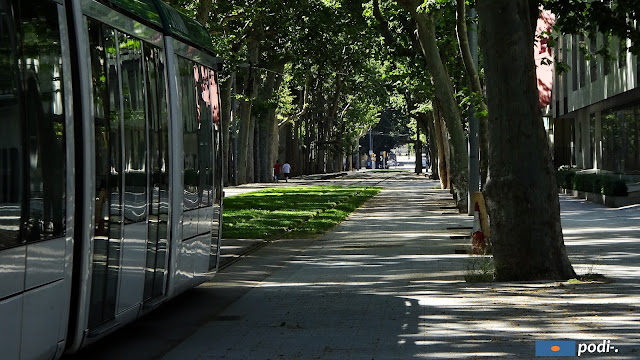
[[164, 0, 638, 280]]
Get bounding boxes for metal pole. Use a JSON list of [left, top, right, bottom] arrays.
[[468, 6, 480, 215]]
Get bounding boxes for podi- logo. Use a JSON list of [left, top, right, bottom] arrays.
[[535, 340, 619, 357]]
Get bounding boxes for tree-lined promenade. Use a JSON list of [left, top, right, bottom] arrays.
[[167, 0, 640, 281], [64, 171, 640, 359]]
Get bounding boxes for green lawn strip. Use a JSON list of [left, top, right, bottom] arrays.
[[282, 188, 380, 238], [223, 186, 380, 239]]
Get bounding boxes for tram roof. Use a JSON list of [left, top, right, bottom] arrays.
[[100, 0, 216, 55]]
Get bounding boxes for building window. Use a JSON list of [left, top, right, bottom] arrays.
[[562, 36, 568, 113], [636, 21, 640, 78], [590, 113, 596, 167], [602, 103, 640, 172]]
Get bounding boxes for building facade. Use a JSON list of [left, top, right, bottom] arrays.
[[551, 29, 640, 175]]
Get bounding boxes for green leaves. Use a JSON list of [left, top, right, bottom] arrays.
[[542, 0, 640, 54]]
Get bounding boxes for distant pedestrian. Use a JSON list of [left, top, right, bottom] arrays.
[[282, 161, 291, 182], [273, 160, 281, 182]]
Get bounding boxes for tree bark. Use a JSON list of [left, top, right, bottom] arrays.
[[432, 101, 447, 188], [434, 97, 450, 189], [195, 0, 212, 24], [250, 116, 257, 183], [219, 76, 232, 185], [478, 0, 575, 280], [236, 36, 260, 185], [398, 0, 469, 210], [455, 0, 489, 186], [415, 125, 423, 174], [416, 111, 433, 174], [257, 62, 286, 182], [441, 115, 452, 191], [424, 111, 439, 180]]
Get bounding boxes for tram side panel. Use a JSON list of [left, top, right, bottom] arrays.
[[0, 0, 223, 358], [0, 0, 75, 359], [168, 45, 221, 294], [69, 0, 174, 349], [167, 33, 222, 293]]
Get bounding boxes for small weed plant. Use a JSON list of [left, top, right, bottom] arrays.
[[464, 252, 495, 283], [567, 257, 612, 283]]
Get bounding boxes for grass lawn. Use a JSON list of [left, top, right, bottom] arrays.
[[222, 185, 380, 239]]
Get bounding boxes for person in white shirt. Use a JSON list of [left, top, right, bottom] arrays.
[[282, 161, 291, 182]]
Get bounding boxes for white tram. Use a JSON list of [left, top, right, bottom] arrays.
[[0, 0, 224, 358]]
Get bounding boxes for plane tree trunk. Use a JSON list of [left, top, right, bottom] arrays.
[[258, 62, 286, 182], [236, 36, 260, 185], [477, 0, 575, 281], [455, 0, 489, 186], [397, 0, 469, 211]]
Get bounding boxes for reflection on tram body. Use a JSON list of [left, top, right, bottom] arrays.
[[0, 0, 224, 359]]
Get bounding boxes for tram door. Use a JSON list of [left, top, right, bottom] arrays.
[[86, 18, 170, 329], [143, 42, 170, 302]]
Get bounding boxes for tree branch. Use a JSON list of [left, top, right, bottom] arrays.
[[373, 0, 414, 57]]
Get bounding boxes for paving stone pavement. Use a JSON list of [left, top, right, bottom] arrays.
[[159, 171, 640, 360], [64, 171, 640, 360]]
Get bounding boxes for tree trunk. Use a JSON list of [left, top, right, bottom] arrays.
[[441, 116, 452, 191], [236, 91, 250, 184], [425, 111, 439, 180], [334, 120, 345, 172], [478, 0, 575, 281], [267, 66, 286, 180], [293, 121, 301, 175], [433, 98, 449, 189], [456, 0, 489, 186], [195, 0, 212, 24], [304, 118, 311, 175], [220, 76, 232, 186], [236, 37, 260, 185], [256, 62, 286, 182], [415, 126, 423, 174], [416, 111, 432, 173], [398, 0, 469, 210], [327, 73, 344, 173], [250, 117, 258, 183]]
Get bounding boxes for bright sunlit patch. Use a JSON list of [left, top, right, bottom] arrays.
[[563, 227, 640, 235]]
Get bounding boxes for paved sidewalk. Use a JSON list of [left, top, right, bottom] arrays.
[[162, 172, 640, 359], [219, 170, 397, 267]]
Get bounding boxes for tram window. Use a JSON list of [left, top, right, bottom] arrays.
[[87, 20, 121, 327], [178, 57, 199, 211], [0, 0, 21, 250], [144, 45, 169, 300], [0, 0, 66, 250], [210, 71, 222, 206], [121, 33, 147, 224]]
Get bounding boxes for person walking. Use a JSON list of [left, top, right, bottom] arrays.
[[273, 160, 281, 182], [282, 161, 291, 182]]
